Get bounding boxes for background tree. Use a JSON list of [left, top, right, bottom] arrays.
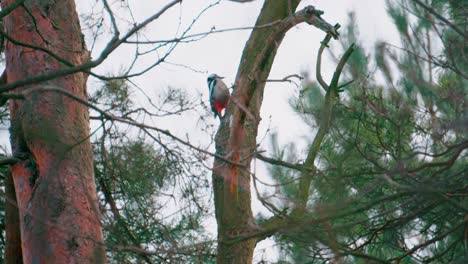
[[90, 79, 216, 263], [263, 1, 467, 262]]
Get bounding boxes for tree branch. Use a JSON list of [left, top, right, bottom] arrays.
[[255, 152, 304, 172], [389, 220, 464, 262], [0, 0, 25, 19], [0, 0, 182, 93], [292, 36, 355, 216], [245, 192, 412, 243], [212, 3, 340, 260], [317, 24, 341, 91], [18, 85, 246, 169], [411, 0, 467, 39], [0, 156, 21, 166]]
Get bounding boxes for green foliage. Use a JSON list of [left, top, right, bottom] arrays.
[[267, 133, 300, 202], [267, 1, 467, 263], [94, 138, 215, 263], [386, 0, 409, 36], [85, 72, 214, 263], [341, 12, 369, 81], [89, 78, 133, 114], [0, 52, 213, 264]]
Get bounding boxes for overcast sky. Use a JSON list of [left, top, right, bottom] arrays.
[[0, 0, 400, 261], [74, 0, 400, 155], [1, 0, 399, 158]]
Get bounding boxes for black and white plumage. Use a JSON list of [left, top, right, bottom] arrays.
[[207, 74, 230, 119]]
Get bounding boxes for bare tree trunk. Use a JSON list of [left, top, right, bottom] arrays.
[[212, 1, 338, 262], [5, 170, 22, 264], [2, 0, 105, 262]]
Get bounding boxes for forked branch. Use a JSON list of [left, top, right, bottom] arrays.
[[257, 30, 355, 241]]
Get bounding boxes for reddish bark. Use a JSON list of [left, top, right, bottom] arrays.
[[5, 170, 22, 263], [2, 0, 105, 262], [212, 2, 338, 262], [213, 2, 302, 262]]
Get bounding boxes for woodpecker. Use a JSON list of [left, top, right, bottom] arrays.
[[207, 73, 230, 119]]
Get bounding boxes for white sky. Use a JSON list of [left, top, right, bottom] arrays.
[[78, 0, 399, 153], [0, 0, 400, 262]]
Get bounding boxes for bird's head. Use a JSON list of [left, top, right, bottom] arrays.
[[207, 73, 224, 81]]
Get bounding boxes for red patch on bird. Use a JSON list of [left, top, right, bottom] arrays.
[[214, 100, 226, 116]]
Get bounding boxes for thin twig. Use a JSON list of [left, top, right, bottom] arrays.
[[412, 0, 467, 39], [0, 0, 182, 93]]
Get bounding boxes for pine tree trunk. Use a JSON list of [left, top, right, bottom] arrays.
[[213, 1, 301, 263], [2, 0, 105, 262], [5, 171, 22, 263]]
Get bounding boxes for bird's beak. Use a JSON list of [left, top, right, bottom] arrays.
[[219, 76, 225, 79]]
